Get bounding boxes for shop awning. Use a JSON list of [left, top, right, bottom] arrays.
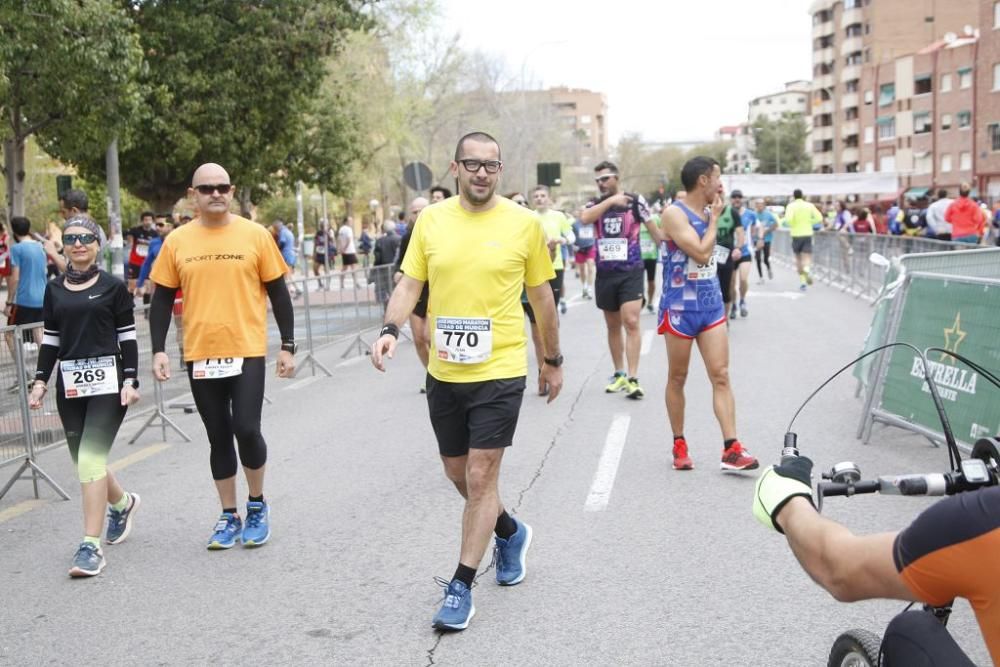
[[903, 187, 930, 199]]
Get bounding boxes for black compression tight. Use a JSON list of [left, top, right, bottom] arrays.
[[755, 242, 772, 278], [187, 356, 268, 480]]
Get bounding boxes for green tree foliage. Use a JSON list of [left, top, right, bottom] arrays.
[[71, 0, 370, 214], [0, 0, 142, 217], [750, 113, 810, 174]]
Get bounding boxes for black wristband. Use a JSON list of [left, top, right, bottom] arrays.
[[379, 323, 400, 339], [281, 340, 297, 354]]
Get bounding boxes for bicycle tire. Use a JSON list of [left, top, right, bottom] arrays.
[[827, 628, 882, 667]]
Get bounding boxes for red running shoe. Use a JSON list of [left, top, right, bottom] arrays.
[[720, 441, 759, 471], [672, 438, 694, 471]]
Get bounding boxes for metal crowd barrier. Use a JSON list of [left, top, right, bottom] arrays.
[[771, 230, 972, 301], [0, 262, 395, 503]]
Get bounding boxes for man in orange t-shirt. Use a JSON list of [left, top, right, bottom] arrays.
[[148, 162, 296, 551]]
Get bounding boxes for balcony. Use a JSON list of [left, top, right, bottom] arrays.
[[841, 120, 859, 138], [840, 147, 860, 164], [840, 93, 859, 109], [840, 7, 864, 29], [840, 36, 864, 56], [812, 20, 835, 39], [814, 100, 835, 114], [841, 64, 862, 83], [813, 151, 835, 168], [814, 46, 835, 64], [810, 0, 835, 13], [813, 73, 835, 90], [812, 126, 835, 141]]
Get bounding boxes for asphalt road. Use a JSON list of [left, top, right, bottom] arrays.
[[0, 262, 992, 666]]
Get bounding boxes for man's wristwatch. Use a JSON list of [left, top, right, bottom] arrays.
[[543, 354, 564, 368], [123, 378, 139, 390], [281, 340, 298, 355], [379, 323, 400, 339]]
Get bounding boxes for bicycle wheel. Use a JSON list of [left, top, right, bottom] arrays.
[[827, 629, 882, 667]]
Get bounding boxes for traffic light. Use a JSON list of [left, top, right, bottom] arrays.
[[537, 162, 561, 187], [56, 175, 72, 199]]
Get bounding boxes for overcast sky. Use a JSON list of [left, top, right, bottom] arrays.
[[440, 0, 814, 145]]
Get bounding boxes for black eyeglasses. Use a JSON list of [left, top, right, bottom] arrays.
[[195, 184, 232, 195], [63, 233, 99, 246], [458, 159, 502, 174]]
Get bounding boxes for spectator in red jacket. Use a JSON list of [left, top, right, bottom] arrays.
[[945, 183, 985, 244]]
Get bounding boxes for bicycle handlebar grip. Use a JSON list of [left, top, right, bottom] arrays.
[[897, 474, 948, 496]]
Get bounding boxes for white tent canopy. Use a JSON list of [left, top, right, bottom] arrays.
[[720, 173, 900, 198]]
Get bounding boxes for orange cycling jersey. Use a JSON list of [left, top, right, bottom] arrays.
[[893, 485, 1000, 665]]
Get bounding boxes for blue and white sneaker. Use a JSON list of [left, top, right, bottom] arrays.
[[494, 517, 533, 586], [106, 492, 141, 545], [207, 512, 242, 550], [431, 578, 475, 631], [68, 542, 105, 578], [241, 502, 270, 547]]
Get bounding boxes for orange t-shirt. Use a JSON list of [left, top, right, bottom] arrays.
[[150, 215, 287, 361], [894, 486, 1000, 664]]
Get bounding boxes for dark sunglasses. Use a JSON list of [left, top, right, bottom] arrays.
[[63, 233, 99, 246], [195, 183, 232, 195], [458, 159, 502, 174]]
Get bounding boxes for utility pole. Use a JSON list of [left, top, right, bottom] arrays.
[[105, 137, 125, 278]]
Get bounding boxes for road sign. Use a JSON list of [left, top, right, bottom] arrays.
[[403, 162, 433, 192]]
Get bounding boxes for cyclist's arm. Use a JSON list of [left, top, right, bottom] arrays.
[[777, 497, 918, 603]]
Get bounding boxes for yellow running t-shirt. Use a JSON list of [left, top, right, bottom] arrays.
[[402, 197, 555, 383], [537, 209, 574, 271], [150, 215, 288, 361]]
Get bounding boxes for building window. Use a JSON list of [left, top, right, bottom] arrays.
[[990, 123, 1000, 151], [864, 90, 874, 104], [880, 155, 896, 172], [941, 113, 952, 130], [941, 154, 952, 172], [846, 23, 863, 38], [914, 153, 932, 174], [879, 83, 895, 107], [941, 73, 952, 92], [846, 80, 859, 93], [994, 64, 1000, 90], [864, 126, 874, 144], [846, 107, 859, 121], [959, 67, 973, 89], [580, 115, 591, 124], [846, 52, 863, 66], [914, 112, 932, 134], [958, 111, 972, 128], [914, 75, 932, 95], [960, 152, 972, 170], [995, 1, 1000, 28], [865, 161, 875, 173], [844, 0, 861, 7], [877, 116, 896, 140], [766, 98, 772, 104]]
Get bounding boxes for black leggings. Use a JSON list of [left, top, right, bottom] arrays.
[[187, 356, 268, 480], [881, 610, 975, 666], [56, 387, 127, 483], [755, 242, 771, 278]]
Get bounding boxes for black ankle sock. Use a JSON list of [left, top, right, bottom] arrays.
[[494, 510, 517, 540], [223, 507, 238, 515], [248, 494, 264, 504], [724, 438, 737, 450], [673, 434, 685, 442], [629, 376, 639, 383], [453, 563, 476, 588]]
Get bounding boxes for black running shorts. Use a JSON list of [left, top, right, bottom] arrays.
[[595, 268, 644, 312], [792, 237, 813, 254], [426, 375, 526, 457]]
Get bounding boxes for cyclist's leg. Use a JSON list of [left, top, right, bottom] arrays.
[[881, 610, 976, 667]]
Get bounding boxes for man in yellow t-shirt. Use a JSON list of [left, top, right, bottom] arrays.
[[371, 131, 562, 632], [149, 162, 296, 551], [781, 188, 823, 291]]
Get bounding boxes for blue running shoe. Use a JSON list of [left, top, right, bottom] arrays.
[[241, 501, 270, 547], [207, 512, 242, 550], [106, 492, 141, 545], [431, 578, 475, 631], [494, 517, 533, 586], [68, 542, 105, 578]]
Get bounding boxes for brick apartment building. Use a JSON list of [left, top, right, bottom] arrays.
[[809, 0, 978, 174], [976, 1, 1000, 198]]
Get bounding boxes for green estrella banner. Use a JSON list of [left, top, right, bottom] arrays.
[[881, 275, 1000, 444]]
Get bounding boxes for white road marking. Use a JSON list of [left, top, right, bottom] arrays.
[[584, 414, 631, 512], [284, 375, 321, 391], [750, 292, 804, 300], [641, 330, 655, 356]]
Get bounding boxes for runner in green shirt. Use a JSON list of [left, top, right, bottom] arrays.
[[639, 211, 661, 314]]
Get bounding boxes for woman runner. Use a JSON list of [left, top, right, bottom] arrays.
[[28, 215, 141, 577]]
